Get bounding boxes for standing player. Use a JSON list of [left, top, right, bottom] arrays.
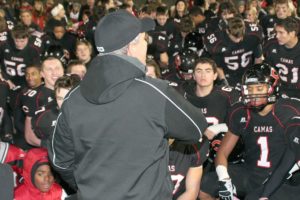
[[0, 24, 41, 89], [199, 63, 300, 200], [263, 17, 300, 98], [203, 17, 263, 87], [24, 57, 64, 147]]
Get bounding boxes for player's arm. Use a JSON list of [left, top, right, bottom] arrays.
[[215, 131, 239, 180], [215, 131, 239, 172], [159, 52, 169, 68], [254, 44, 263, 64], [24, 116, 41, 146], [177, 166, 203, 200]]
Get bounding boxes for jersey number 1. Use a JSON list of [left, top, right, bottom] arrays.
[[257, 136, 271, 168]]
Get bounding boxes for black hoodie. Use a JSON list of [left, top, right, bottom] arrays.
[[48, 54, 208, 200]]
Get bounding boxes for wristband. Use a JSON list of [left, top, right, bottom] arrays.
[[216, 165, 230, 181]]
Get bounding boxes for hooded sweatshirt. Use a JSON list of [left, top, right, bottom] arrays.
[[14, 148, 64, 200], [48, 54, 208, 200]]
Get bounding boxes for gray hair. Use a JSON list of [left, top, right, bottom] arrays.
[[99, 34, 140, 56]]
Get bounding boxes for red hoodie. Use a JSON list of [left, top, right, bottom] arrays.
[[14, 148, 64, 200]]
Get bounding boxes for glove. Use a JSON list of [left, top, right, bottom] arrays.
[[218, 179, 237, 200]]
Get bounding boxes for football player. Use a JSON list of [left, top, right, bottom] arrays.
[[31, 74, 80, 148], [203, 16, 263, 87], [247, 115, 300, 200], [164, 49, 197, 86], [183, 58, 243, 168], [0, 24, 41, 89], [199, 63, 300, 200], [263, 17, 300, 98], [169, 139, 209, 199], [260, 0, 300, 40], [24, 57, 64, 147]]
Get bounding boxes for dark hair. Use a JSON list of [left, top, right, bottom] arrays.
[[194, 57, 218, 73], [218, 2, 237, 16], [54, 74, 81, 94], [276, 17, 299, 35], [52, 20, 65, 29], [156, 6, 168, 16], [179, 16, 194, 33], [189, 6, 204, 17], [67, 60, 86, 73], [11, 24, 30, 39], [26, 64, 41, 72], [227, 16, 245, 38]]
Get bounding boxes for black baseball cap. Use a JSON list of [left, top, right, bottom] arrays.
[[94, 10, 155, 53]]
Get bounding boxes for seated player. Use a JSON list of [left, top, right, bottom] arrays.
[[199, 63, 300, 200]]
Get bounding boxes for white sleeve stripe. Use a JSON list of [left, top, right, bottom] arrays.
[[51, 85, 80, 169], [135, 78, 203, 138], [0, 142, 9, 163], [51, 112, 68, 169]]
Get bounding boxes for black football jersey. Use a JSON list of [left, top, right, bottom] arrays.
[[227, 98, 300, 175], [260, 15, 300, 40], [183, 84, 240, 125], [168, 32, 184, 61], [0, 39, 41, 86], [264, 38, 300, 98], [183, 83, 243, 162], [203, 23, 263, 86], [169, 140, 209, 199], [0, 30, 9, 43], [31, 102, 59, 141], [155, 19, 177, 39], [147, 31, 169, 64], [285, 116, 300, 162], [20, 85, 55, 117]]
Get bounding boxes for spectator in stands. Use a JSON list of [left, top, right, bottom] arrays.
[[75, 40, 93, 68], [32, 0, 47, 30], [19, 10, 41, 31], [44, 3, 67, 34]]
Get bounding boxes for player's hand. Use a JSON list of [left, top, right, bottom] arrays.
[[259, 198, 269, 200], [218, 179, 237, 200]]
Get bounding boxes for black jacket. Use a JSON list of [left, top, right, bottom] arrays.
[[48, 54, 208, 200]]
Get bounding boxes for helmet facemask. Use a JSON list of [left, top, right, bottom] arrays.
[[241, 64, 280, 111]]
